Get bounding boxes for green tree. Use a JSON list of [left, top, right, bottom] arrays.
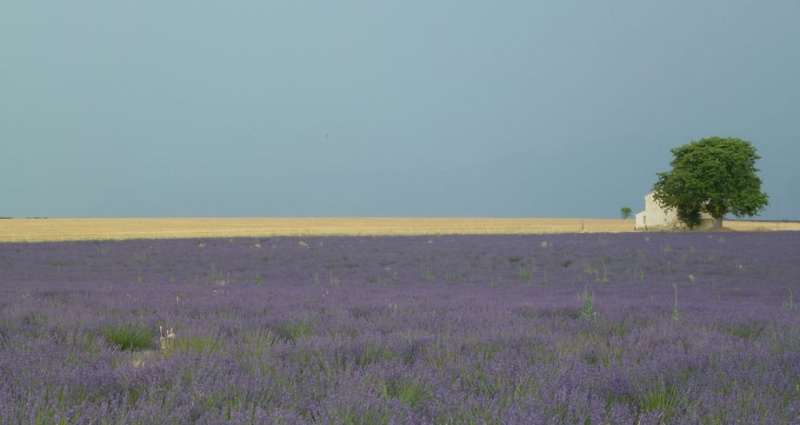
[[620, 207, 632, 219], [652, 137, 768, 229]]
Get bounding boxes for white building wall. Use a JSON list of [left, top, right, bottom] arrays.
[[635, 192, 716, 230], [635, 193, 678, 230]]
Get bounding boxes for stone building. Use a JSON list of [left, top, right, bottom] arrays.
[[635, 192, 715, 230]]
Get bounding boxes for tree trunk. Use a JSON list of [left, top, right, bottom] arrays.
[[712, 216, 724, 229]]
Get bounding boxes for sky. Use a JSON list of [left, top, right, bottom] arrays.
[[2, 1, 799, 219]]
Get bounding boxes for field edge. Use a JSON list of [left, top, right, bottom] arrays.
[[1, 217, 797, 242]]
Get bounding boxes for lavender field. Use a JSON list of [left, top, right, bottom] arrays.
[[1, 232, 799, 424]]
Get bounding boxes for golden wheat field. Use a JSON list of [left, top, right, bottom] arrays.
[[1, 217, 797, 242]]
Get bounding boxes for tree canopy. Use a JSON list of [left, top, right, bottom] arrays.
[[652, 137, 768, 229]]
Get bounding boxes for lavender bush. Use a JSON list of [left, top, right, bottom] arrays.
[[1, 232, 799, 424]]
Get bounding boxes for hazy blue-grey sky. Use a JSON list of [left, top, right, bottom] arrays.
[[2, 1, 798, 219]]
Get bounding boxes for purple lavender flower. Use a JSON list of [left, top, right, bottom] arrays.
[[1, 232, 798, 423]]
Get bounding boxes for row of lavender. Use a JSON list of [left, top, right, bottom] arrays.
[[1, 232, 799, 423]]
